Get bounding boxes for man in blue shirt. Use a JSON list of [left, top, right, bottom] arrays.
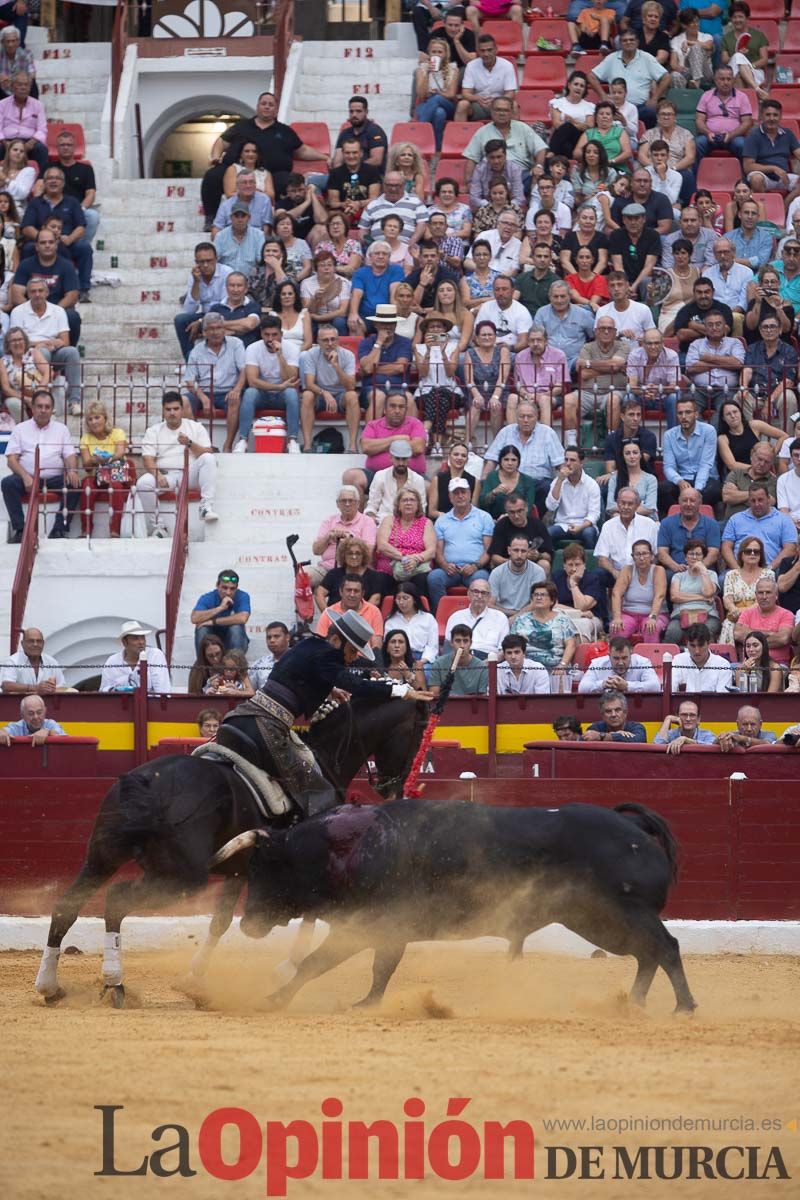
[[658, 397, 721, 515], [20, 165, 93, 300], [208, 271, 261, 348], [721, 482, 798, 571], [657, 486, 721, 573], [728, 200, 775, 272], [654, 697, 717, 755], [484, 398, 565, 515], [10, 226, 81, 344], [190, 568, 252, 652], [582, 690, 648, 743], [429, 478, 495, 612], [532, 281, 595, 372], [212, 174, 273, 234], [0, 694, 66, 746], [348, 242, 404, 333], [743, 98, 800, 200]]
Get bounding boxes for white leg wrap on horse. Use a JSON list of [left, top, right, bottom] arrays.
[[35, 945, 61, 996], [189, 935, 219, 979], [272, 919, 317, 984], [103, 932, 123, 986]]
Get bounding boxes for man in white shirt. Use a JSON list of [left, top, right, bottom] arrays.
[[578, 635, 660, 694], [235, 314, 302, 453], [0, 627, 67, 694], [670, 624, 733, 693], [595, 272, 656, 343], [595, 486, 659, 577], [10, 279, 82, 410], [134, 391, 218, 537], [249, 621, 291, 691], [776, 436, 800, 528], [497, 632, 550, 695], [2, 387, 80, 542], [489, 533, 545, 618], [100, 620, 171, 694], [364, 439, 427, 523], [444, 578, 510, 657], [472, 211, 522, 276], [545, 445, 602, 551], [455, 33, 518, 122], [479, 274, 533, 351]]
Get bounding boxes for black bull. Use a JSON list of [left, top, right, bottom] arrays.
[[214, 799, 697, 1014]]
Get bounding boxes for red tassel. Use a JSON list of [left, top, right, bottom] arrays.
[[404, 714, 440, 798]]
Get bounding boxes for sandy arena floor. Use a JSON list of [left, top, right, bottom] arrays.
[[3, 942, 799, 1199]]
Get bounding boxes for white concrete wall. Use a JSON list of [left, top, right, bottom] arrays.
[[113, 45, 275, 178]]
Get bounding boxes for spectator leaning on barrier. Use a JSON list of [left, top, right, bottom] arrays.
[[553, 713, 583, 741], [190, 569, 251, 654], [249, 622, 292, 692], [427, 624, 489, 698], [136, 391, 218, 535], [0, 627, 67, 694], [578, 636, 661, 695], [0, 694, 66, 746], [654, 698, 717, 756], [583, 690, 648, 743], [2, 387, 80, 543], [671, 623, 733, 693], [100, 620, 171, 695], [719, 704, 778, 752]]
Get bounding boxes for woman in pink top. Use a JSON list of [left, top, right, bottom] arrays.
[[375, 486, 436, 599]]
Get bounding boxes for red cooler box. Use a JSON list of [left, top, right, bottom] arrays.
[[253, 417, 286, 453]]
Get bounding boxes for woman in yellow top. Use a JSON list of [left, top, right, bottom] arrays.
[[79, 401, 130, 538]]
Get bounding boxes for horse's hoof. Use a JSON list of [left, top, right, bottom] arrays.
[[352, 994, 380, 1010], [102, 984, 126, 1009], [43, 987, 66, 1006], [674, 1001, 697, 1016]]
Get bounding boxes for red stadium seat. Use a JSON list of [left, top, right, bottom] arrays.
[[527, 0, 569, 14], [766, 88, 800, 118], [709, 191, 731, 211], [390, 121, 436, 157], [782, 23, 800, 54], [576, 53, 602, 76], [337, 336, 361, 367], [696, 158, 743, 191], [517, 90, 553, 123], [520, 55, 568, 90], [434, 157, 469, 189], [435, 595, 467, 639], [524, 20, 570, 54], [635, 643, 681, 680], [782, 118, 800, 138], [709, 643, 736, 662], [380, 595, 431, 618], [440, 121, 486, 159], [46, 122, 86, 158], [291, 122, 331, 157], [761, 192, 788, 225], [752, 21, 781, 54], [746, 0, 783, 16], [774, 54, 800, 84], [481, 20, 524, 57]]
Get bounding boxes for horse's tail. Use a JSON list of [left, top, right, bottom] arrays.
[[615, 802, 680, 883]]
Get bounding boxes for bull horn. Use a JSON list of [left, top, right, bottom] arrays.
[[210, 829, 259, 867]]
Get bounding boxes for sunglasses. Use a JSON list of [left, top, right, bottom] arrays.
[[219, 575, 239, 583]]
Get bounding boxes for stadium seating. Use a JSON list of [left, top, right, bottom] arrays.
[[635, 644, 681, 680], [524, 20, 570, 54], [696, 158, 743, 191], [520, 55, 568, 91], [433, 157, 469, 192], [526, 0, 569, 15], [761, 193, 789, 225], [517, 91, 553, 124], [745, 0, 783, 17], [782, 23, 800, 53], [440, 121, 486, 159], [774, 54, 800, 83], [390, 121, 436, 156], [434, 596, 467, 639], [481, 20, 524, 58]]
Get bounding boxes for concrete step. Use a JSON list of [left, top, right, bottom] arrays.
[[86, 284, 188, 306], [301, 40, 416, 59], [38, 77, 108, 96], [111, 179, 202, 197], [91, 250, 190, 273], [98, 200, 203, 221], [79, 339, 184, 363], [81, 304, 184, 324], [93, 230, 204, 254], [37, 41, 110, 59]]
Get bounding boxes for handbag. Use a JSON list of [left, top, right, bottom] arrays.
[[392, 558, 431, 581], [679, 609, 708, 629], [97, 458, 136, 487]]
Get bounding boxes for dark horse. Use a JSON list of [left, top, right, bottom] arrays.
[[34, 697, 428, 1006]]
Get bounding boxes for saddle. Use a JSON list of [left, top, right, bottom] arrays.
[[191, 738, 292, 818]]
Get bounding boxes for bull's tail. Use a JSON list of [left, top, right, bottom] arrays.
[[615, 803, 679, 882]]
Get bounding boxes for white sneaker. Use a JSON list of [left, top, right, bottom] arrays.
[[199, 503, 218, 523], [151, 522, 168, 539], [232, 438, 248, 454], [287, 438, 301, 454]]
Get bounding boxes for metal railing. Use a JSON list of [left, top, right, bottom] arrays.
[[164, 448, 191, 664], [9, 448, 41, 653]]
